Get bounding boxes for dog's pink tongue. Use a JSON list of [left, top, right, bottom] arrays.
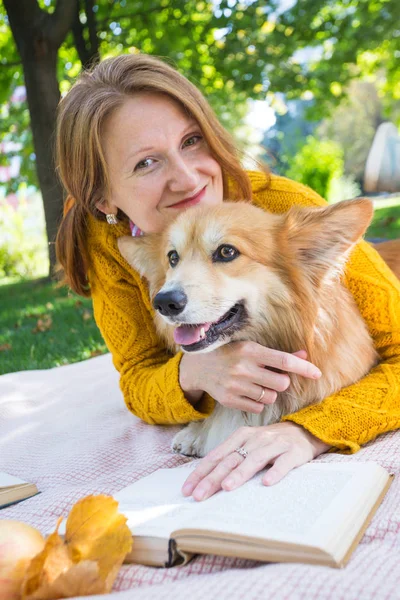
[[174, 322, 211, 346]]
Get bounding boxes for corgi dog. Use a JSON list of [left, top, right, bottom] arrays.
[[118, 198, 379, 457]]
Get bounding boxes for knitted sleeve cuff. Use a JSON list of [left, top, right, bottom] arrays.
[[122, 351, 215, 425], [161, 352, 216, 423]]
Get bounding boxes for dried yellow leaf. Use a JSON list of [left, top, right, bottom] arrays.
[[21, 520, 71, 599], [65, 495, 132, 580], [21, 496, 132, 599]]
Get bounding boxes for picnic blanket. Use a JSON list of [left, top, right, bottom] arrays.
[[1, 353, 400, 600]]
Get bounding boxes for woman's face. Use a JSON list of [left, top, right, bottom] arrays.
[[99, 93, 224, 233]]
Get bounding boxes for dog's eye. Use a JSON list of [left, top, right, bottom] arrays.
[[213, 244, 240, 262], [168, 250, 179, 268]]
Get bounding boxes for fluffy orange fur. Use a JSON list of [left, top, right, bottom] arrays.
[[118, 199, 380, 455]]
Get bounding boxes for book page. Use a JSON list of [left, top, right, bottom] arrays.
[[115, 465, 206, 539], [0, 472, 28, 489], [180, 466, 353, 543], [115, 461, 386, 546]]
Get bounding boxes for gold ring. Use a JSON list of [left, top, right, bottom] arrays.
[[256, 387, 265, 402]]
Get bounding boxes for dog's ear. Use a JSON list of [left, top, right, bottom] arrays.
[[283, 198, 374, 280], [117, 235, 163, 280]]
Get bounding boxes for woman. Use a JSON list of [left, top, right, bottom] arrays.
[[56, 54, 400, 502]]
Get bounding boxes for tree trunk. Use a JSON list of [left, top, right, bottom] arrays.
[[21, 51, 63, 276], [4, 0, 78, 278]]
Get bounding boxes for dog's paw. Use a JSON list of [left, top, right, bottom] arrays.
[[172, 426, 203, 457]]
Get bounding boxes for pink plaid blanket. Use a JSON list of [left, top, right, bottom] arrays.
[[1, 354, 399, 599]]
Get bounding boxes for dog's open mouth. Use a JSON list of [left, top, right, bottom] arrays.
[[173, 302, 247, 352]]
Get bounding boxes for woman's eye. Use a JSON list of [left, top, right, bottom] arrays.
[[183, 135, 202, 148], [213, 245, 240, 263], [168, 250, 179, 268], [134, 158, 154, 171]]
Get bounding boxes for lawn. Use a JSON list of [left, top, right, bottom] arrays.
[[367, 197, 400, 240], [1, 198, 399, 375], [0, 278, 107, 375]]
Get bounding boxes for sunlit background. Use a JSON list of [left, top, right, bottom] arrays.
[[1, 0, 399, 372]]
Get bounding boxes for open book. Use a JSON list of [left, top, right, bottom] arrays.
[[0, 472, 39, 509], [114, 461, 392, 569]]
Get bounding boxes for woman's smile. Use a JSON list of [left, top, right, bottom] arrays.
[[168, 185, 207, 210]]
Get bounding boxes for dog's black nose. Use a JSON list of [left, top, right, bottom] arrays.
[[153, 290, 187, 317]]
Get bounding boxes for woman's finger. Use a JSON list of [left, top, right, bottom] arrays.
[[255, 346, 321, 379], [251, 367, 291, 394], [243, 383, 278, 404], [293, 350, 307, 360], [190, 452, 244, 501], [181, 428, 251, 496], [262, 451, 302, 486], [229, 396, 266, 414], [221, 440, 289, 491]]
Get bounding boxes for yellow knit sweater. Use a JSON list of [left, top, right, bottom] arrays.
[[87, 172, 400, 453]]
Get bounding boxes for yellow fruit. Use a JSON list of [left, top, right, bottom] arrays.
[[0, 520, 45, 600]]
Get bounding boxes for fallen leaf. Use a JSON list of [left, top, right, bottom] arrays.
[[82, 310, 92, 321], [74, 300, 83, 308], [23, 561, 107, 600], [32, 315, 52, 334], [21, 496, 132, 599], [65, 495, 132, 583], [89, 349, 103, 358], [21, 521, 71, 599], [0, 343, 11, 351]]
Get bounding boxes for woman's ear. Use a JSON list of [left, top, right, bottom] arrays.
[[95, 199, 117, 216]]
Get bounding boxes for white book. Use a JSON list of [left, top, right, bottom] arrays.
[[113, 461, 392, 568], [0, 472, 39, 508]]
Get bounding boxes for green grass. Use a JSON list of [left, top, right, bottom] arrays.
[[367, 197, 400, 240], [1, 198, 399, 376], [0, 279, 107, 375]]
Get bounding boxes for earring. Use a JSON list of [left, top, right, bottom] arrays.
[[106, 213, 118, 225]]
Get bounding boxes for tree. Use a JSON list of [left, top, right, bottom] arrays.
[[1, 0, 282, 276], [3, 0, 77, 274], [317, 80, 383, 186], [2, 0, 400, 279], [273, 0, 400, 120]]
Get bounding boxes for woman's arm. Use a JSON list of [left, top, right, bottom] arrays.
[[283, 239, 400, 451], [181, 178, 400, 500], [91, 277, 216, 425], [252, 175, 400, 450], [86, 214, 216, 426]]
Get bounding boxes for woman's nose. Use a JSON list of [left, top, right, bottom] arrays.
[[168, 156, 199, 193]]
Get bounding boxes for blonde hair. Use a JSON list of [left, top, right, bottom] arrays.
[[55, 53, 255, 296]]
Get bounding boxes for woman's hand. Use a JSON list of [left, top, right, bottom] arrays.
[[181, 422, 330, 501], [180, 341, 321, 413]]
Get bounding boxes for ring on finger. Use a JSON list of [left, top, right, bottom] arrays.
[[256, 386, 265, 403], [234, 446, 248, 459]]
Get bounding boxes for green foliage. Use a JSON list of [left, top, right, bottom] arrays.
[[0, 196, 48, 280], [0, 0, 284, 191], [317, 81, 382, 185], [286, 136, 344, 200], [275, 0, 400, 121], [263, 99, 318, 174], [327, 174, 361, 204], [367, 201, 400, 241], [2, 0, 400, 261]]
